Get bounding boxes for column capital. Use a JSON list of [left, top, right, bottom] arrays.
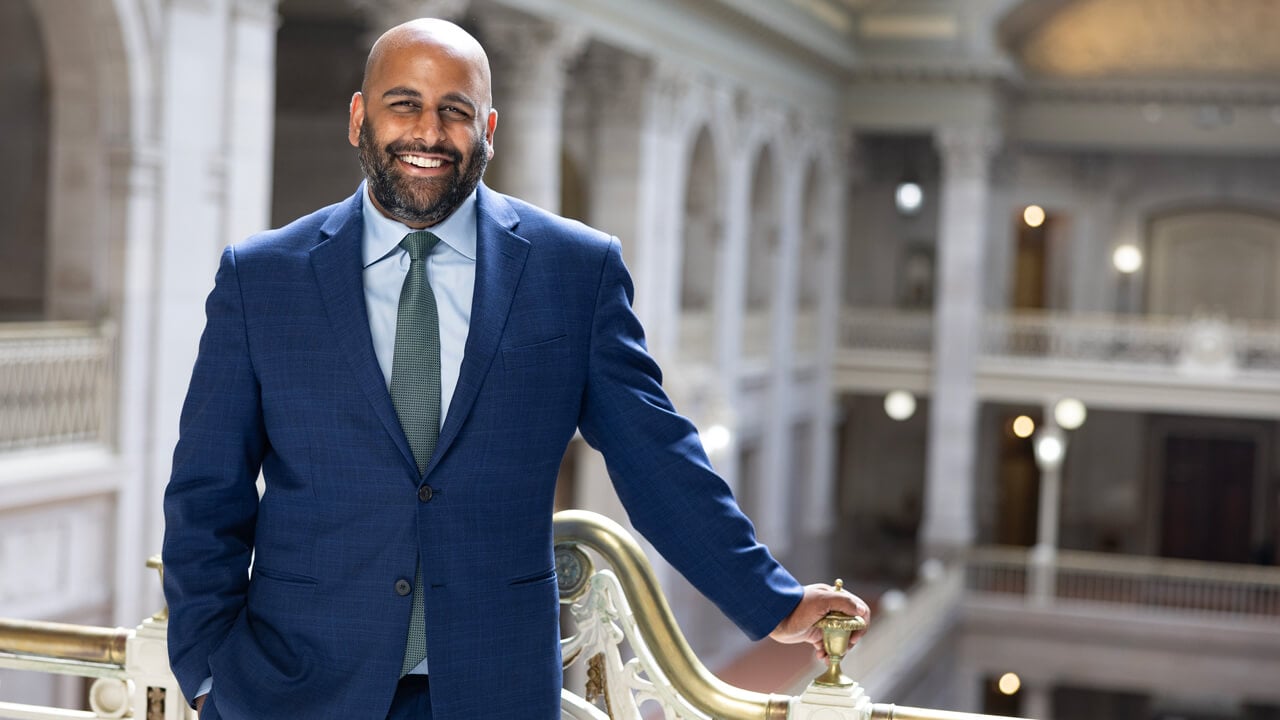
[[356, 0, 473, 28], [934, 125, 1001, 179], [479, 15, 588, 90]]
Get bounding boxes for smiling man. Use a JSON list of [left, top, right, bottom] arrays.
[[162, 18, 867, 720]]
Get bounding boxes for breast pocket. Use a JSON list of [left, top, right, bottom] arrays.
[[502, 334, 569, 370]]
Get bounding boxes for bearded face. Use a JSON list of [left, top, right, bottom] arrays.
[[357, 119, 489, 228]]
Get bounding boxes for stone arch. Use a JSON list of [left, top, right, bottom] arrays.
[[742, 143, 781, 359], [678, 125, 721, 364], [27, 0, 139, 322]]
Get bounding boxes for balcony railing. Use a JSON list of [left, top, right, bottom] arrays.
[[1, 513, 1028, 720], [843, 308, 1280, 375], [0, 322, 116, 453], [966, 546, 1280, 620]]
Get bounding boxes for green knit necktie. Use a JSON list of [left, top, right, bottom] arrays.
[[390, 230, 440, 675]]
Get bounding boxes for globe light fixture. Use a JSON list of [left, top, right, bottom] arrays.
[[1033, 428, 1065, 469], [895, 181, 924, 215], [701, 423, 733, 455], [998, 672, 1022, 696], [1053, 398, 1087, 431], [1113, 244, 1143, 274], [1012, 415, 1035, 438], [1023, 204, 1046, 228], [884, 390, 917, 421]]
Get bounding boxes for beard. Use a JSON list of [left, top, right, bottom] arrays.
[[357, 121, 488, 227]]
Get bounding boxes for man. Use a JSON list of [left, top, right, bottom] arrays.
[[163, 18, 868, 719]]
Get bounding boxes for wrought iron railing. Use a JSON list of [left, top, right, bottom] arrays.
[[0, 322, 116, 453]]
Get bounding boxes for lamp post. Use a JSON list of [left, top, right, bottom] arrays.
[[1030, 398, 1086, 604]]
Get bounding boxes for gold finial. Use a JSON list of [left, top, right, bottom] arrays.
[[812, 578, 866, 688]]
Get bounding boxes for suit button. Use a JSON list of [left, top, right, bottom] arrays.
[[395, 579, 412, 596], [417, 485, 434, 502]]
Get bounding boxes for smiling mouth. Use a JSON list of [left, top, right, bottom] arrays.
[[398, 154, 448, 169]]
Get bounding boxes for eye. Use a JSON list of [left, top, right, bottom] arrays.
[[391, 100, 420, 111], [441, 105, 470, 118]]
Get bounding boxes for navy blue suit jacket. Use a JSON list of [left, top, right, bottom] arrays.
[[162, 185, 803, 718]]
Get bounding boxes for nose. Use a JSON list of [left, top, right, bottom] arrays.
[[411, 110, 445, 146]]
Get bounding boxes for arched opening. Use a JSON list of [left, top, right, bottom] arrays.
[[1147, 209, 1280, 321], [742, 146, 778, 359], [0, 0, 51, 320], [678, 127, 720, 364]]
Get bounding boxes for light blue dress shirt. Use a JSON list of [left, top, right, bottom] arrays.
[[196, 184, 477, 698]]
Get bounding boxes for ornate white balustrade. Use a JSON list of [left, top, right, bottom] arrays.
[[0, 323, 116, 453], [0, 513, 1029, 720], [966, 546, 1280, 619], [842, 308, 1280, 374]]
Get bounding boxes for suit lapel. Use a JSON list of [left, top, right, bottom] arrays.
[[424, 185, 530, 477], [310, 188, 419, 473]]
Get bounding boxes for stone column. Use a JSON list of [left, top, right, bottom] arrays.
[[920, 126, 1000, 552], [801, 128, 852, 557], [146, 0, 237, 606], [480, 15, 586, 213]]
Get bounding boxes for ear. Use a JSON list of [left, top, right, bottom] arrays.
[[484, 108, 498, 160], [348, 92, 365, 147]]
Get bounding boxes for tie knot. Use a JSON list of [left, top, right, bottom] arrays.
[[400, 231, 440, 261]]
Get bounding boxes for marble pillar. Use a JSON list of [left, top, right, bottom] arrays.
[[920, 126, 1000, 552]]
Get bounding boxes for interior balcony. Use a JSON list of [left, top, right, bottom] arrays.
[[838, 308, 1280, 420]]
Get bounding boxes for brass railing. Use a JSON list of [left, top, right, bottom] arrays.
[[553, 510, 1031, 720], [1, 513, 1030, 719]]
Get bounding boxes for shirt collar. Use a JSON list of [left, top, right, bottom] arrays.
[[361, 181, 479, 268]]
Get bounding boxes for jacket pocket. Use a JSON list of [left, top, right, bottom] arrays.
[[502, 335, 569, 370]]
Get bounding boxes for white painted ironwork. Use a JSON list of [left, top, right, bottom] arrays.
[[0, 323, 116, 453], [562, 570, 713, 719]]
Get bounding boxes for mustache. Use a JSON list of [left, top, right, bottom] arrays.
[[384, 141, 462, 164]]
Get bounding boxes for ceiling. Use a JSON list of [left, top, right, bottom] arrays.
[[1011, 0, 1280, 80]]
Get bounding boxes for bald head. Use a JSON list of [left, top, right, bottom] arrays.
[[363, 19, 492, 107]]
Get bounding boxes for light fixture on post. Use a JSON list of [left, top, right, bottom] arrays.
[[1112, 243, 1143, 315], [1030, 397, 1086, 605]]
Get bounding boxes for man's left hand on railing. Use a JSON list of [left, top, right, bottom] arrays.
[[768, 582, 870, 658]]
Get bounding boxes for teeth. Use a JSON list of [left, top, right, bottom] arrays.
[[400, 155, 444, 168]]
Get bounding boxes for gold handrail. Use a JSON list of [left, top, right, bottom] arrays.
[[0, 618, 130, 667], [553, 509, 1034, 720]]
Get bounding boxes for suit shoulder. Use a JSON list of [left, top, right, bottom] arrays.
[[499, 193, 615, 254], [232, 195, 353, 261]]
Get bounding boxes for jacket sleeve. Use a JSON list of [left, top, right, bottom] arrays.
[[576, 238, 804, 640], [162, 245, 266, 702]]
